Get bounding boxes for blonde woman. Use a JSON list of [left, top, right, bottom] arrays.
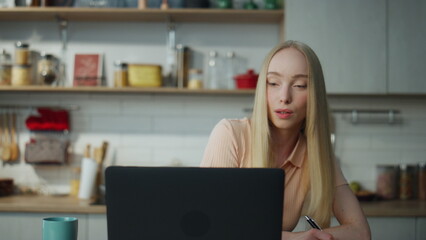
[[201, 40, 371, 240]]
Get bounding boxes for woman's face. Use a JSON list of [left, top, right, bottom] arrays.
[[266, 47, 308, 132]]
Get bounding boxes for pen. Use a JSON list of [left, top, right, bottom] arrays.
[[304, 215, 322, 231]]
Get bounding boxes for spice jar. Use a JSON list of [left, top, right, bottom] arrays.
[[419, 163, 426, 200], [37, 53, 57, 85], [399, 164, 417, 200], [113, 61, 128, 87], [188, 69, 203, 89], [0, 49, 12, 85], [376, 164, 398, 200], [11, 64, 31, 86], [14, 41, 30, 65]]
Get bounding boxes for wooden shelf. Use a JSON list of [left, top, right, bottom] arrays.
[[0, 7, 283, 23], [0, 86, 255, 95]]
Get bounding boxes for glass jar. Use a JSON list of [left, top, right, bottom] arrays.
[[0, 49, 12, 85], [264, 0, 278, 9], [11, 64, 32, 86], [376, 164, 398, 200], [399, 164, 417, 200], [419, 163, 426, 200], [69, 167, 81, 198], [188, 69, 203, 89], [217, 0, 233, 9], [14, 41, 30, 65], [37, 53, 58, 85], [113, 61, 128, 87]]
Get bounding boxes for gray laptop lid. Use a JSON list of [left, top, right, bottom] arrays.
[[105, 166, 284, 240]]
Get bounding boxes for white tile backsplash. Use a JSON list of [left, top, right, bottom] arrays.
[[1, 93, 426, 194]]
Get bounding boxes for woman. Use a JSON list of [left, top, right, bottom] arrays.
[[201, 40, 371, 240]]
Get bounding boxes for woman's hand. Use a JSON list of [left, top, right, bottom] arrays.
[[283, 229, 334, 240]]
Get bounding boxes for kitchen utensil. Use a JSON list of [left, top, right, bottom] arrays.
[[78, 157, 98, 199], [10, 113, 19, 161], [84, 144, 91, 158], [233, 69, 258, 89], [1, 113, 11, 162], [100, 141, 109, 164]]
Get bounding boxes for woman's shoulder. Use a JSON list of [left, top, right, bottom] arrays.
[[216, 117, 251, 133], [217, 117, 250, 128]]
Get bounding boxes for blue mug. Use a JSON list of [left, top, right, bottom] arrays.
[[42, 217, 78, 240]]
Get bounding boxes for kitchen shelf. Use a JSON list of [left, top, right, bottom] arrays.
[[0, 86, 255, 95], [0, 7, 283, 23]]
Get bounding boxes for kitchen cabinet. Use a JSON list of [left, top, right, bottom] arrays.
[[388, 0, 426, 93], [285, 0, 387, 94], [87, 214, 108, 240], [0, 7, 282, 96]]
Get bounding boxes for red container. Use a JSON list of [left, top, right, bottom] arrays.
[[234, 69, 258, 89]]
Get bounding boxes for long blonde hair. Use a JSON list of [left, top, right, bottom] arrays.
[[250, 40, 335, 228]]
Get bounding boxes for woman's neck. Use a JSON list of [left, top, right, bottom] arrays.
[[270, 126, 301, 163]]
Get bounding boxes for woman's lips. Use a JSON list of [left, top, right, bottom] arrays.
[[275, 109, 293, 119]]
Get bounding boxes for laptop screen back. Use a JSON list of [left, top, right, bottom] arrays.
[[105, 166, 284, 240]]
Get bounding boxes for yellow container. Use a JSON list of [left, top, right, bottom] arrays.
[[128, 64, 162, 87]]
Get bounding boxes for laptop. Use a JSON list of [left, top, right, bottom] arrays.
[[105, 166, 284, 240]]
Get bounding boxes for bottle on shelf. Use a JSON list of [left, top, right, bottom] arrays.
[[206, 50, 221, 89], [224, 51, 238, 90]]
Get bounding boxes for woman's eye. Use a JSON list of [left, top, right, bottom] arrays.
[[267, 81, 278, 86], [294, 84, 307, 89]]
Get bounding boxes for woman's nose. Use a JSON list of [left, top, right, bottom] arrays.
[[279, 87, 292, 104]]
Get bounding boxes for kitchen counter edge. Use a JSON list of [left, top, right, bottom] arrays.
[[0, 195, 425, 217]]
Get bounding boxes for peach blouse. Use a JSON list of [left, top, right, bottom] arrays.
[[201, 118, 347, 231]]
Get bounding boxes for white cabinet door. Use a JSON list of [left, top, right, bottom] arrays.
[[88, 214, 108, 240], [0, 212, 88, 240], [368, 217, 416, 240], [417, 217, 426, 240], [285, 0, 387, 94], [388, 0, 426, 93]]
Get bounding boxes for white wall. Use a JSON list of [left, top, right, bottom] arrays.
[[1, 91, 426, 194], [1, 16, 426, 196]]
